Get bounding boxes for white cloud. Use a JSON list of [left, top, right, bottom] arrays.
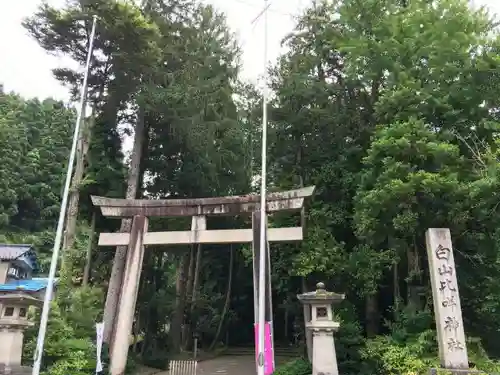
[[0, 0, 70, 100], [200, 0, 310, 85]]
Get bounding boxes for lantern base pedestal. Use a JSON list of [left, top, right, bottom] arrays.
[[311, 328, 339, 375]]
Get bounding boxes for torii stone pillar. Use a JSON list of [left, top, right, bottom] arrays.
[[109, 216, 148, 375], [298, 282, 344, 375]]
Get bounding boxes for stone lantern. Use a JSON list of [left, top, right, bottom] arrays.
[[297, 282, 345, 375], [0, 293, 41, 374], [0, 244, 52, 374]]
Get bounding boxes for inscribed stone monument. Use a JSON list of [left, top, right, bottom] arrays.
[[425, 228, 468, 370]]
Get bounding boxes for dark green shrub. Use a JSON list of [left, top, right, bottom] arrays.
[[42, 338, 96, 375], [274, 358, 311, 375], [335, 303, 366, 375], [141, 349, 169, 370], [97, 343, 137, 375]]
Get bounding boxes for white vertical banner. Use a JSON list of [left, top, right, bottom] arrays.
[[95, 322, 105, 374]]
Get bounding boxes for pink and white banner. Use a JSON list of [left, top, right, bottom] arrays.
[[254, 322, 275, 375]]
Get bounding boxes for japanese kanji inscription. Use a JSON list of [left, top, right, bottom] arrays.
[[444, 316, 460, 332], [425, 228, 468, 369]]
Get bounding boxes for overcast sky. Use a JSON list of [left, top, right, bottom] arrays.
[[0, 0, 498, 101]]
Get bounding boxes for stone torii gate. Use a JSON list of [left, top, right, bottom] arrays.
[[91, 186, 315, 375]]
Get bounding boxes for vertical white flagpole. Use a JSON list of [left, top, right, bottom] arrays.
[[257, 0, 269, 374], [32, 15, 98, 375]]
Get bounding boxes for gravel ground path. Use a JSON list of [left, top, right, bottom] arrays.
[[142, 354, 287, 375]]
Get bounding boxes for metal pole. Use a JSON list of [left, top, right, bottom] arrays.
[[32, 15, 98, 375], [257, 1, 269, 374]]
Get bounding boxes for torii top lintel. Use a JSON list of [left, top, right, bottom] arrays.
[[91, 186, 315, 218]]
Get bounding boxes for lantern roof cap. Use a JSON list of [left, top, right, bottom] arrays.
[[297, 282, 345, 304]]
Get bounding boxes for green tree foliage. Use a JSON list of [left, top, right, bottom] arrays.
[[0, 90, 74, 231], [23, 300, 97, 375], [274, 358, 311, 375], [268, 0, 500, 372]]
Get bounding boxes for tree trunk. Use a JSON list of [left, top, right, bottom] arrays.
[[185, 246, 195, 302], [209, 246, 234, 351], [182, 245, 196, 349], [141, 314, 151, 359], [284, 298, 289, 341], [170, 252, 190, 354], [133, 309, 141, 354], [301, 277, 312, 361], [82, 211, 96, 286], [394, 261, 400, 318], [133, 251, 153, 354], [407, 239, 421, 307], [190, 244, 203, 323], [183, 244, 202, 349], [140, 252, 156, 360], [62, 112, 95, 276], [365, 293, 379, 337], [104, 106, 146, 344]]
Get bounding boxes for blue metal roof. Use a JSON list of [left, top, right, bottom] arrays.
[[0, 277, 56, 292]]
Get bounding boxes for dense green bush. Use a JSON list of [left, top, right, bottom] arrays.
[[335, 303, 366, 375], [140, 349, 169, 370], [357, 305, 500, 375], [23, 286, 137, 375], [360, 334, 431, 375], [357, 305, 436, 374], [42, 339, 96, 375], [98, 343, 137, 375], [274, 358, 311, 375], [23, 301, 97, 374]]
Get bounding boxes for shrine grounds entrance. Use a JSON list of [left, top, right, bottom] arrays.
[[91, 186, 315, 375]]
